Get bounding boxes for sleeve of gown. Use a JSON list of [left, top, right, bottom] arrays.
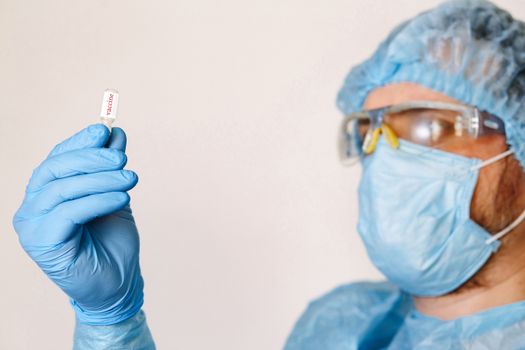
[[73, 309, 156, 350]]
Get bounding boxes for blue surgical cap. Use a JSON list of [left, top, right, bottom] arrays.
[[337, 0, 525, 168]]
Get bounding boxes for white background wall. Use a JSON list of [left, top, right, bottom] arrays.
[[1, 0, 524, 349]]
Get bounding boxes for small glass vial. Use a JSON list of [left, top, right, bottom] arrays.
[[100, 88, 119, 131]]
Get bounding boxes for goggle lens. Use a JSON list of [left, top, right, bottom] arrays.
[[338, 103, 505, 165]]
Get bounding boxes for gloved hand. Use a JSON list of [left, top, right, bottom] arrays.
[[13, 124, 144, 325]]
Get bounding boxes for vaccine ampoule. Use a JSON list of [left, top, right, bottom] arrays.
[[100, 88, 119, 131]]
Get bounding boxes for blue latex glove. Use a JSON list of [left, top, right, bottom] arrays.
[[13, 124, 144, 325]]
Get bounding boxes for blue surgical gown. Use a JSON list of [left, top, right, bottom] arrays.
[[73, 310, 156, 349], [71, 281, 525, 349], [284, 281, 525, 349]]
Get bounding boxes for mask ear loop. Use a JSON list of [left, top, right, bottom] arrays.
[[470, 149, 515, 171], [472, 147, 525, 245], [486, 208, 525, 245]]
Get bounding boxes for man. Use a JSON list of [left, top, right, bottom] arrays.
[[285, 0, 525, 348], [11, 0, 525, 349]]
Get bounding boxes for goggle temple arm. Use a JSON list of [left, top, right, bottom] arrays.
[[361, 110, 385, 154], [478, 110, 506, 137]]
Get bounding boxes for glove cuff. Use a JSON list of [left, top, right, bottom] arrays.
[[71, 274, 144, 325]]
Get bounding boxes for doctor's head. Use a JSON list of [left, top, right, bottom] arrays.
[[338, 0, 525, 297]]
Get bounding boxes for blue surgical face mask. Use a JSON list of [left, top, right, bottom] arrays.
[[357, 137, 521, 297]]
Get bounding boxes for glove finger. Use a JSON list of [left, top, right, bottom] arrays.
[[58, 191, 131, 225], [47, 124, 110, 159], [23, 192, 131, 246], [17, 192, 130, 249], [105, 127, 127, 152], [27, 148, 127, 193], [23, 170, 138, 217]]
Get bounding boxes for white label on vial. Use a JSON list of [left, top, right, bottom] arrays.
[[100, 89, 119, 120]]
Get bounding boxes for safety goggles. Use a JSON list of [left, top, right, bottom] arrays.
[[338, 100, 506, 165]]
